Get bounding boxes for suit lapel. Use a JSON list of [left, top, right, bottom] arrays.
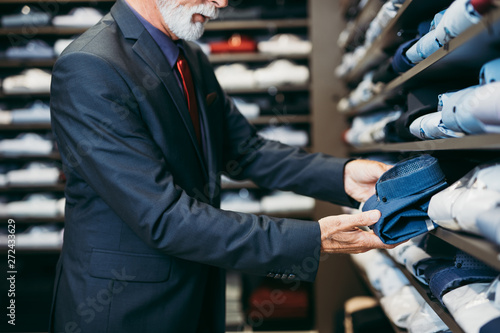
[[111, 0, 209, 180]]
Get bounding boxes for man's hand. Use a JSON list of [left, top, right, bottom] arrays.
[[344, 159, 392, 203], [319, 210, 396, 254]]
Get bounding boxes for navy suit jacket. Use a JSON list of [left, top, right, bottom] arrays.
[[49, 1, 355, 332]]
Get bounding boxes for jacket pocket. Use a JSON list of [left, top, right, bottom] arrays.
[[88, 249, 171, 283]]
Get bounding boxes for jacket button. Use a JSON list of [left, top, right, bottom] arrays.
[[274, 273, 282, 279], [382, 197, 387, 202]]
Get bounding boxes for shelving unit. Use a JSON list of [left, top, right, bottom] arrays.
[[336, 0, 500, 332], [0, 1, 318, 332], [344, 5, 500, 115]]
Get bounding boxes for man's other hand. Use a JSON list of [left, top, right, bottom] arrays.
[[344, 159, 392, 203]]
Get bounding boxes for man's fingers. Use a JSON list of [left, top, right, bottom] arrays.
[[319, 210, 381, 230]]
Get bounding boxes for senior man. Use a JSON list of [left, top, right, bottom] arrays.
[[49, 0, 395, 332]]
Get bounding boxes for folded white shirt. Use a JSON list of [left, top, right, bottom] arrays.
[[54, 38, 75, 56], [2, 68, 51, 94], [52, 7, 103, 28], [0, 133, 53, 156], [0, 225, 63, 249], [429, 164, 500, 233], [380, 286, 425, 329], [215, 63, 256, 90], [5, 162, 60, 186], [257, 34, 312, 55], [232, 97, 260, 119], [257, 126, 309, 147], [254, 59, 309, 87], [0, 193, 65, 218], [260, 191, 314, 214], [442, 282, 500, 333], [407, 302, 449, 333]]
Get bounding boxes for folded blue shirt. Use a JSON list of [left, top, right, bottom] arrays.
[[425, 251, 499, 305], [362, 154, 448, 244]]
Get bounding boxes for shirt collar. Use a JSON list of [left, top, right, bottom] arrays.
[[125, 0, 180, 69]]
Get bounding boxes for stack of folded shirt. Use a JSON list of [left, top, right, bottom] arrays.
[[0, 162, 62, 187], [4, 40, 55, 59], [351, 249, 448, 330], [220, 189, 261, 214], [0, 133, 53, 156], [428, 162, 500, 238], [0, 193, 65, 218], [386, 235, 433, 285], [1, 5, 51, 27], [254, 59, 309, 87], [257, 34, 312, 55], [52, 7, 103, 28], [0, 100, 50, 125], [214, 61, 308, 90], [209, 34, 257, 53], [2, 68, 51, 94], [337, 71, 376, 112], [260, 191, 314, 214], [335, 0, 402, 78], [232, 97, 260, 119], [225, 272, 244, 329], [0, 224, 64, 249], [409, 57, 500, 140], [54, 38, 76, 57], [442, 276, 500, 332], [257, 125, 309, 147], [215, 63, 256, 89], [344, 109, 402, 146], [406, 0, 486, 66]]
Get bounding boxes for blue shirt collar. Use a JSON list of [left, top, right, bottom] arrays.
[[125, 0, 180, 69]]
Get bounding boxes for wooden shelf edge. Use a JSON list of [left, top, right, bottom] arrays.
[[430, 228, 500, 271], [348, 134, 500, 154], [384, 253, 466, 333], [205, 19, 309, 31]]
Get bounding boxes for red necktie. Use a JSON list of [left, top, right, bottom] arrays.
[[176, 50, 202, 147]]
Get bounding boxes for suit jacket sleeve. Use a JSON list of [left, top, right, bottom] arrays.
[[189, 47, 357, 208], [51, 51, 322, 282]]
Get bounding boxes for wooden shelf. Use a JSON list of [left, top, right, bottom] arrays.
[[345, 7, 500, 115], [249, 115, 311, 125], [344, 0, 453, 84], [0, 152, 61, 161], [0, 27, 87, 36], [0, 58, 56, 68], [0, 91, 50, 99], [0, 216, 64, 223], [0, 123, 51, 131], [430, 228, 500, 271], [209, 52, 309, 64], [349, 134, 500, 154], [1, 246, 61, 254], [221, 180, 258, 190], [224, 85, 310, 94], [342, 0, 386, 50], [205, 19, 309, 31], [386, 253, 465, 333], [256, 209, 314, 220], [0, 184, 65, 193]]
